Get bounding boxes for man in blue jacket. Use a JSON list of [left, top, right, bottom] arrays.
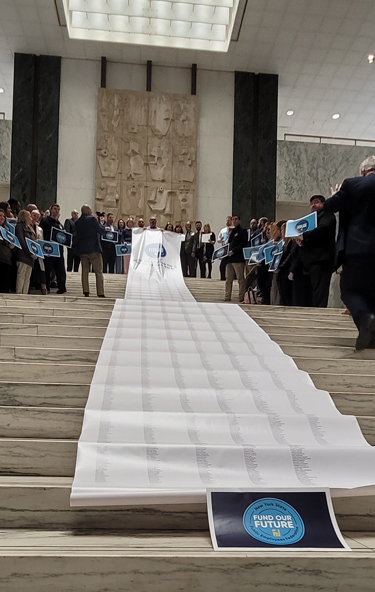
[[325, 156, 375, 350], [75, 205, 106, 298]]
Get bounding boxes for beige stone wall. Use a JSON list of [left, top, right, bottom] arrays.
[[95, 88, 198, 228]]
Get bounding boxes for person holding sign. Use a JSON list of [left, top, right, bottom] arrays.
[[75, 205, 106, 298], [0, 208, 15, 293], [40, 204, 67, 294], [15, 210, 37, 294], [295, 195, 336, 308], [225, 215, 248, 303], [325, 156, 375, 350]]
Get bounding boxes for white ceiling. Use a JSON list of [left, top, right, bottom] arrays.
[[1, 0, 375, 141]]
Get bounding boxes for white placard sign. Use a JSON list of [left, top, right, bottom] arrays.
[[71, 230, 375, 507]]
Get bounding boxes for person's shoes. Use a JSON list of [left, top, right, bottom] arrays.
[[224, 298, 231, 302], [342, 309, 351, 316], [98, 295, 106, 298], [84, 292, 89, 297], [355, 314, 375, 351], [50, 281, 57, 288], [40, 288, 47, 295], [56, 289, 67, 294]]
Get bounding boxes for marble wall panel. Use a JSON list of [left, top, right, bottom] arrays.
[[0, 119, 11, 183], [277, 140, 374, 202], [95, 88, 198, 227]]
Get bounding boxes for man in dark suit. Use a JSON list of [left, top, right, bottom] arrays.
[[296, 195, 336, 307], [225, 214, 248, 302], [75, 205, 106, 298], [324, 156, 375, 350], [102, 212, 117, 273], [40, 203, 67, 294], [64, 209, 80, 272]]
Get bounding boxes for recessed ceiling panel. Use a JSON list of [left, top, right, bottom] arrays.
[[63, 0, 240, 51]]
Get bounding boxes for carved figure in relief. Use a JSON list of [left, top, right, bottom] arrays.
[[149, 95, 172, 138], [97, 135, 120, 178], [174, 98, 195, 137], [99, 93, 109, 131], [147, 185, 175, 220], [103, 180, 120, 209], [127, 94, 147, 133], [177, 142, 195, 183], [123, 183, 145, 217], [177, 185, 194, 222], [111, 94, 122, 133], [148, 142, 169, 182], [126, 140, 144, 179]]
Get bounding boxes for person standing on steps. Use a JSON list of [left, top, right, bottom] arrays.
[[225, 215, 248, 303], [75, 205, 106, 298], [40, 204, 67, 294]]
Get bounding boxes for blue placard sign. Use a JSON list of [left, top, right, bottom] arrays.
[[38, 240, 60, 257], [258, 240, 273, 262], [0, 226, 21, 248], [243, 246, 260, 264], [51, 227, 72, 248], [269, 252, 283, 272], [285, 212, 317, 237], [116, 243, 132, 256], [212, 244, 229, 261], [102, 230, 119, 243], [207, 489, 349, 551], [26, 237, 44, 258]]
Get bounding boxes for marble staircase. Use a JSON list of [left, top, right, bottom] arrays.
[[1, 273, 375, 591]]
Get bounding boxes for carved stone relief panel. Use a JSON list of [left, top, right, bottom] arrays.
[[96, 88, 198, 228]]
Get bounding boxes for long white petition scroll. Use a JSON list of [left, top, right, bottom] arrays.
[[71, 229, 375, 506]]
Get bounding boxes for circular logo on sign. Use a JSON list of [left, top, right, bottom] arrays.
[[121, 245, 129, 254], [217, 248, 225, 258], [107, 232, 114, 240], [243, 498, 305, 545], [43, 244, 53, 254], [56, 232, 66, 244], [145, 243, 167, 258], [31, 243, 38, 254], [295, 220, 309, 233]]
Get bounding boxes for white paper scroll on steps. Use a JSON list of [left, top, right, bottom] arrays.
[[71, 229, 375, 506]]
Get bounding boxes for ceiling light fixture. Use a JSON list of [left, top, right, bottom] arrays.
[[367, 54, 374, 64], [0, 88, 4, 94], [63, 0, 240, 51], [332, 113, 340, 120], [286, 110, 294, 116]]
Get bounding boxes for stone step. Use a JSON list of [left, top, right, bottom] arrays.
[[1, 305, 112, 318], [0, 346, 99, 364], [0, 529, 373, 592], [270, 331, 357, 348], [0, 362, 94, 384], [1, 414, 374, 476], [0, 313, 110, 327], [281, 344, 375, 360], [250, 313, 353, 327], [0, 324, 107, 338], [0, 477, 374, 533], [0, 382, 89, 408], [295, 357, 375, 375], [0, 334, 103, 350], [259, 321, 357, 338]]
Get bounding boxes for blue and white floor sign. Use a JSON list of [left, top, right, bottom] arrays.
[[116, 243, 132, 256], [38, 240, 60, 257], [243, 246, 260, 263], [207, 489, 350, 551], [285, 212, 317, 237], [26, 237, 44, 258], [0, 226, 21, 248], [51, 227, 72, 248], [102, 230, 119, 243], [212, 244, 229, 261]]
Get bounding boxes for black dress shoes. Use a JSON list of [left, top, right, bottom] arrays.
[[355, 314, 375, 351]]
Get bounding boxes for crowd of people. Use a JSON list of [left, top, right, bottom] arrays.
[[1, 152, 374, 352]]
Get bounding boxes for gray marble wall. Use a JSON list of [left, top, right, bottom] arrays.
[[277, 140, 373, 202], [0, 120, 11, 183]]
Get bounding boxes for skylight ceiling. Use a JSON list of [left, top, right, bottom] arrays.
[[62, 0, 240, 51]]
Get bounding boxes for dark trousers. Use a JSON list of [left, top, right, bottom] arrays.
[[257, 261, 271, 305], [309, 261, 333, 308], [341, 255, 375, 330], [44, 256, 66, 292], [277, 274, 293, 306], [181, 251, 196, 277], [67, 249, 80, 272], [102, 246, 116, 273], [220, 257, 227, 281], [195, 248, 206, 278], [293, 273, 312, 307], [0, 262, 11, 293]]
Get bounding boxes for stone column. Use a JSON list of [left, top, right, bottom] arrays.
[[10, 53, 61, 211], [232, 72, 278, 222]]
